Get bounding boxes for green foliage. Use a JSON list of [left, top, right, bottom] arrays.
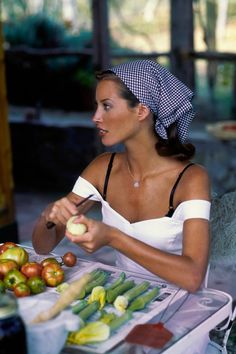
[[3, 14, 67, 48]]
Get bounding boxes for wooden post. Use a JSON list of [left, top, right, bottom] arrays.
[[232, 65, 236, 118], [91, 0, 110, 71], [170, 0, 195, 90], [0, 17, 18, 242], [91, 0, 110, 154]]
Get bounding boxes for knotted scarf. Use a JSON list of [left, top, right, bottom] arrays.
[[110, 59, 194, 143]]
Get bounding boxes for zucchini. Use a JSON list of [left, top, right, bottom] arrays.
[[85, 271, 109, 294], [113, 281, 150, 312], [77, 270, 105, 299], [128, 287, 160, 311], [109, 310, 133, 332], [105, 272, 126, 291], [123, 281, 150, 302], [78, 301, 100, 323], [71, 300, 88, 314], [106, 280, 135, 304]]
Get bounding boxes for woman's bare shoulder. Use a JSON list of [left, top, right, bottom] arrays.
[[81, 152, 119, 186], [178, 163, 211, 201]]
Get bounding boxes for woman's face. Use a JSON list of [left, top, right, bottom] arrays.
[[92, 80, 141, 146]]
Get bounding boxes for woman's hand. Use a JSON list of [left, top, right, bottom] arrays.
[[43, 197, 78, 227], [65, 215, 112, 253]]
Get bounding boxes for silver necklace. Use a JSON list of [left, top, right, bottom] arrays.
[[126, 161, 141, 188]]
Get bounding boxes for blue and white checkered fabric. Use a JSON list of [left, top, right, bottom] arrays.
[[110, 59, 194, 143]]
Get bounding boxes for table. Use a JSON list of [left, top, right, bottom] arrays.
[[62, 282, 232, 353], [23, 246, 233, 354], [61, 287, 232, 354]]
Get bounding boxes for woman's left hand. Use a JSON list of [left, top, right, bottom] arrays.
[[65, 215, 112, 253]]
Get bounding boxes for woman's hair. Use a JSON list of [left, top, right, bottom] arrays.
[[96, 70, 195, 161], [155, 123, 195, 161]]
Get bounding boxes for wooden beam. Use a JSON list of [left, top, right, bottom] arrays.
[[170, 0, 195, 89], [0, 19, 18, 241], [92, 0, 110, 71]]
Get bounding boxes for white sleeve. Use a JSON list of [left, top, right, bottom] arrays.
[[72, 177, 102, 202], [173, 200, 211, 221]]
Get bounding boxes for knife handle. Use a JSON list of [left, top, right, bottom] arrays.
[[46, 221, 56, 229], [45, 194, 94, 230]]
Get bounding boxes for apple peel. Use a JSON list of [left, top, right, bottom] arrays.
[[66, 216, 87, 236]]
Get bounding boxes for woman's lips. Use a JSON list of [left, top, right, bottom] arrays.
[[98, 128, 108, 136]]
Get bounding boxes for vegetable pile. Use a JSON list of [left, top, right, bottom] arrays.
[[64, 269, 160, 346], [0, 242, 161, 348], [0, 242, 77, 297]]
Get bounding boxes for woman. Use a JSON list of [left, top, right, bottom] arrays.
[[32, 59, 211, 293]]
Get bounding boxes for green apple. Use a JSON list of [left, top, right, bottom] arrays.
[[66, 216, 87, 236]]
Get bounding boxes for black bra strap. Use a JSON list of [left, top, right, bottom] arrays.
[[103, 152, 116, 201], [166, 163, 195, 217]]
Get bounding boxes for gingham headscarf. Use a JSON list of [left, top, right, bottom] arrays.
[[110, 59, 194, 143]]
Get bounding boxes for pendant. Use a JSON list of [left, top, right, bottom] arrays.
[[133, 181, 140, 188]]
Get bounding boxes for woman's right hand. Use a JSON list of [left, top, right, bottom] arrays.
[[43, 197, 79, 227]]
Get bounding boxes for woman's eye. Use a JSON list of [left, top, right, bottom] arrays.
[[103, 103, 110, 111]]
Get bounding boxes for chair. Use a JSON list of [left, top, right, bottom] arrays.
[[206, 304, 236, 353], [205, 191, 236, 353]]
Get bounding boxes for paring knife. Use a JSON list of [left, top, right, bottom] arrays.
[[46, 194, 94, 229]]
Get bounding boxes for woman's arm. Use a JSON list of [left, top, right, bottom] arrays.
[[32, 192, 95, 254], [32, 153, 112, 254], [109, 218, 210, 292]]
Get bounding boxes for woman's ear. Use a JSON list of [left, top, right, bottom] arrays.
[[137, 104, 151, 121]]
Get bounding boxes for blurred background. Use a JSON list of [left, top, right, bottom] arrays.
[[0, 0, 236, 244]]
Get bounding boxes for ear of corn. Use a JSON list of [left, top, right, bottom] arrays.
[[128, 287, 160, 311]]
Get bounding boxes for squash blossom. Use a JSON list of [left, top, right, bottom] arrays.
[[88, 286, 106, 309], [67, 321, 110, 345], [114, 281, 150, 312], [114, 295, 129, 312]]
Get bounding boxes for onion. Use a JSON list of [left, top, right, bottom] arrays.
[[66, 216, 87, 236]]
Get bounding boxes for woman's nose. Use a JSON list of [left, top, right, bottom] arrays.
[[92, 108, 102, 123]]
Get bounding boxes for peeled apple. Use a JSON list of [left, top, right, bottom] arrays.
[[66, 216, 87, 236]]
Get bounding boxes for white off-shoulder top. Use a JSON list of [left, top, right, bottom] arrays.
[[72, 177, 211, 279]]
